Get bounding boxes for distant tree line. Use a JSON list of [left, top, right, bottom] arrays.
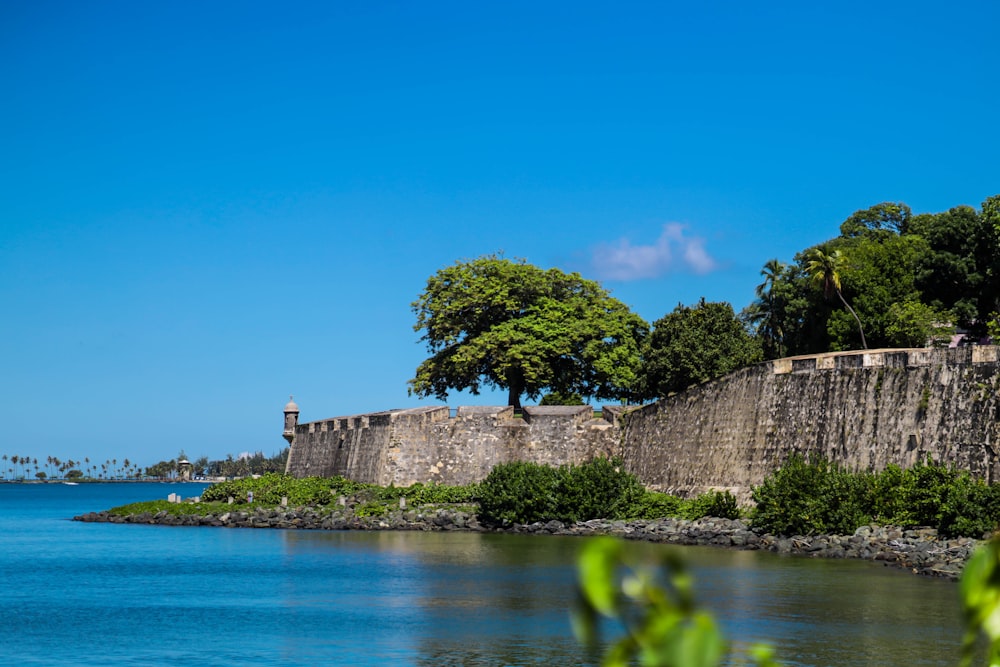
[[1, 449, 289, 481], [409, 195, 1000, 406], [144, 449, 289, 480], [1, 454, 140, 481]]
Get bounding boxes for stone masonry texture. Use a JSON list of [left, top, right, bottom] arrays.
[[285, 347, 1000, 499]]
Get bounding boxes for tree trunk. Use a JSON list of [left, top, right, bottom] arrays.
[[505, 371, 523, 410], [837, 289, 868, 349], [507, 384, 522, 410]]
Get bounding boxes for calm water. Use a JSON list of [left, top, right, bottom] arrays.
[[0, 483, 969, 666]]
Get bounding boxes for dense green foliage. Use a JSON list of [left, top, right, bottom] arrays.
[[409, 196, 999, 410], [638, 299, 761, 398], [199, 472, 479, 508], [117, 467, 739, 527], [744, 196, 1000, 357], [409, 254, 649, 408], [539, 391, 586, 405], [477, 458, 739, 525], [751, 454, 1000, 538]]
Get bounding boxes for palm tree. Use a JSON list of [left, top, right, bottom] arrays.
[[805, 248, 868, 349], [747, 259, 787, 359]]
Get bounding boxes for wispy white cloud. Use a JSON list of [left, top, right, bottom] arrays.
[[590, 223, 719, 280]]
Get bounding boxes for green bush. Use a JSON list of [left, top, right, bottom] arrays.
[[890, 459, 956, 527], [937, 473, 1000, 538], [751, 454, 872, 535], [374, 481, 479, 505], [752, 454, 1000, 538], [200, 473, 369, 506], [868, 459, 1000, 537], [478, 461, 561, 525], [355, 501, 389, 518], [868, 463, 907, 525], [681, 490, 741, 521], [626, 490, 684, 519], [477, 457, 647, 525], [556, 457, 646, 523]]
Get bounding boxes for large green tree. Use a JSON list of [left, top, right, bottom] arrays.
[[639, 298, 761, 398], [910, 204, 998, 334], [839, 202, 912, 238], [409, 255, 648, 408], [829, 233, 944, 349]]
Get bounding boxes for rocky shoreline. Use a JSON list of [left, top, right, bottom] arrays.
[[73, 506, 978, 580]]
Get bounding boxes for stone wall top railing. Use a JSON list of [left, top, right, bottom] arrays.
[[772, 346, 999, 375], [295, 403, 625, 433]]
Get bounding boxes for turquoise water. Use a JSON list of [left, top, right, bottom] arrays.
[[0, 483, 969, 666]]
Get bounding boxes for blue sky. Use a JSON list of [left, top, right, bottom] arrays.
[[2, 1, 997, 471]]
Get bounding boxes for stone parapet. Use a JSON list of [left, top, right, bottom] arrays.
[[285, 403, 621, 486]]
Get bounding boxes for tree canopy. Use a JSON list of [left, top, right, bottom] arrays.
[[743, 195, 1000, 359], [639, 298, 761, 398], [408, 195, 1000, 409], [409, 255, 648, 408]]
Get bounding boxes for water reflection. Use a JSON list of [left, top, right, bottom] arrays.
[[641, 544, 964, 667], [278, 530, 966, 666]]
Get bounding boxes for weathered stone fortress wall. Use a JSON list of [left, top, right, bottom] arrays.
[[622, 346, 1000, 499], [285, 347, 1000, 498], [284, 405, 626, 486]]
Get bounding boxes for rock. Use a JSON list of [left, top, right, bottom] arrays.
[[544, 520, 565, 533]]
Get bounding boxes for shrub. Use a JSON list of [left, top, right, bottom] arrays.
[[626, 490, 683, 519], [868, 463, 907, 525], [477, 461, 561, 525], [752, 454, 1000, 538], [868, 458, 1000, 535], [477, 457, 646, 525], [200, 473, 369, 506], [751, 454, 871, 535], [375, 481, 479, 505], [937, 473, 1000, 538], [891, 459, 956, 528], [681, 490, 741, 521], [355, 501, 389, 518], [556, 457, 645, 523]]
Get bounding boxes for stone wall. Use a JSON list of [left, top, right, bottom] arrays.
[[284, 346, 1000, 499], [284, 405, 625, 486], [621, 346, 1000, 500]]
